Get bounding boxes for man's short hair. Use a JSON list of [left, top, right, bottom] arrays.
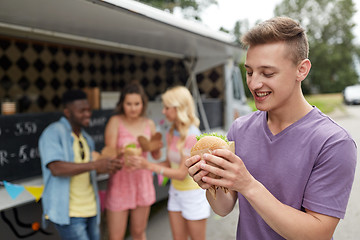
[[241, 16, 309, 65], [62, 89, 87, 106]]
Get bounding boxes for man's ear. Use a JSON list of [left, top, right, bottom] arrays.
[[296, 59, 311, 82], [63, 107, 70, 118]]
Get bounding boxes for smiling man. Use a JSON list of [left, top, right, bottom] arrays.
[[186, 17, 357, 239], [39, 90, 122, 240]]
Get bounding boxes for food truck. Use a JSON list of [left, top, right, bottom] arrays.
[[0, 0, 250, 238]]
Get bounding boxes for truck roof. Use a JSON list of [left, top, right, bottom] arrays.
[[0, 0, 244, 73]]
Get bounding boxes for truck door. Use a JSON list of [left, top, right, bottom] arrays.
[[224, 63, 251, 130]]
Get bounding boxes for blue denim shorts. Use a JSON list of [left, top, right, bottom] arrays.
[[54, 216, 99, 240]]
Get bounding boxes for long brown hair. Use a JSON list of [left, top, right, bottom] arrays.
[[116, 81, 148, 116]]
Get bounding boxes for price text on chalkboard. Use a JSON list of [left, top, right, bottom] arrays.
[[0, 110, 113, 181]]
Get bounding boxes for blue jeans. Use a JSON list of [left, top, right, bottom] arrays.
[[54, 216, 100, 240]]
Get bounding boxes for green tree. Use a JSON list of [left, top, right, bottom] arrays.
[[233, 20, 250, 44], [219, 19, 251, 44], [136, 0, 217, 20], [275, 0, 359, 93]]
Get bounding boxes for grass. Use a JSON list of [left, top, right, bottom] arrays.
[[305, 93, 344, 114], [247, 93, 344, 114]]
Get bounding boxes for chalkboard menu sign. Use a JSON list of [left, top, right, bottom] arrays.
[[0, 110, 113, 181]]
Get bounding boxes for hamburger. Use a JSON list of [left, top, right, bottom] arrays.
[[190, 133, 235, 199], [123, 143, 142, 167]]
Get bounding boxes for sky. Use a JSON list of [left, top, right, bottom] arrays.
[[196, 0, 360, 44]]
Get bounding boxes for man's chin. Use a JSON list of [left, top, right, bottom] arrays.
[[82, 120, 91, 128], [255, 104, 268, 112]]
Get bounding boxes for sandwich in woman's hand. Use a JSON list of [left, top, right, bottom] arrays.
[[190, 133, 235, 199], [123, 143, 142, 167]]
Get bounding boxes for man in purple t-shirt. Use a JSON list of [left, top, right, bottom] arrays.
[[186, 16, 357, 239]]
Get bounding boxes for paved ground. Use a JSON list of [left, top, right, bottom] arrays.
[[332, 105, 360, 240], [121, 199, 238, 240]]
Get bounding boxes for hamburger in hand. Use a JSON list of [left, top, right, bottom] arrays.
[[190, 133, 235, 199], [123, 143, 142, 167]]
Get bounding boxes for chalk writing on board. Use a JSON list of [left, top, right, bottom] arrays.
[[89, 116, 107, 127], [0, 110, 112, 181], [91, 134, 104, 144], [0, 122, 37, 137], [14, 122, 37, 136], [0, 150, 9, 166], [18, 145, 39, 163], [0, 145, 40, 166]]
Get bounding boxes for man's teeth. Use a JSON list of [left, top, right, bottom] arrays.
[[256, 92, 270, 97]]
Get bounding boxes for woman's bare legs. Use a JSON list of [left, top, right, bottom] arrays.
[[107, 209, 129, 240], [169, 211, 188, 240], [130, 206, 151, 240], [169, 210, 207, 240], [187, 219, 207, 240]]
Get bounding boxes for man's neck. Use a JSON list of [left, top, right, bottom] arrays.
[[267, 97, 313, 135], [72, 127, 81, 137]]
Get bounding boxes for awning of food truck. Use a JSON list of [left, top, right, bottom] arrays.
[[0, 0, 248, 211], [0, 0, 244, 74]]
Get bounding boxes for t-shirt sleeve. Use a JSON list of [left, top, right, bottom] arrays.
[[183, 127, 200, 157], [39, 125, 67, 167], [183, 135, 197, 157], [184, 135, 197, 149], [227, 122, 236, 142], [303, 137, 357, 219]]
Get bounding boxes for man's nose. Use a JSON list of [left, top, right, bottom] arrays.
[[248, 74, 263, 89], [85, 110, 92, 117]]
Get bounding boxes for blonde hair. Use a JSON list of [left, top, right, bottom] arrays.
[[162, 86, 199, 156]]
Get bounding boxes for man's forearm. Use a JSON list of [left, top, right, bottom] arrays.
[[243, 180, 339, 240], [48, 161, 95, 177], [207, 189, 237, 217]]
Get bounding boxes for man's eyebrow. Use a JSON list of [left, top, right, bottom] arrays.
[[260, 66, 276, 70], [244, 64, 276, 70]]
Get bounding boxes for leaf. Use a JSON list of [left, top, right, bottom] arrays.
[[125, 143, 137, 148], [196, 132, 228, 143]]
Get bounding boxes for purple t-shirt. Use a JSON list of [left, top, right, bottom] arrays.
[[227, 108, 357, 240]]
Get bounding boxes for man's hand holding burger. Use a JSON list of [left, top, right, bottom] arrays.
[[188, 147, 254, 192], [185, 133, 255, 202], [186, 133, 234, 198], [185, 154, 212, 189], [186, 145, 256, 216]]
